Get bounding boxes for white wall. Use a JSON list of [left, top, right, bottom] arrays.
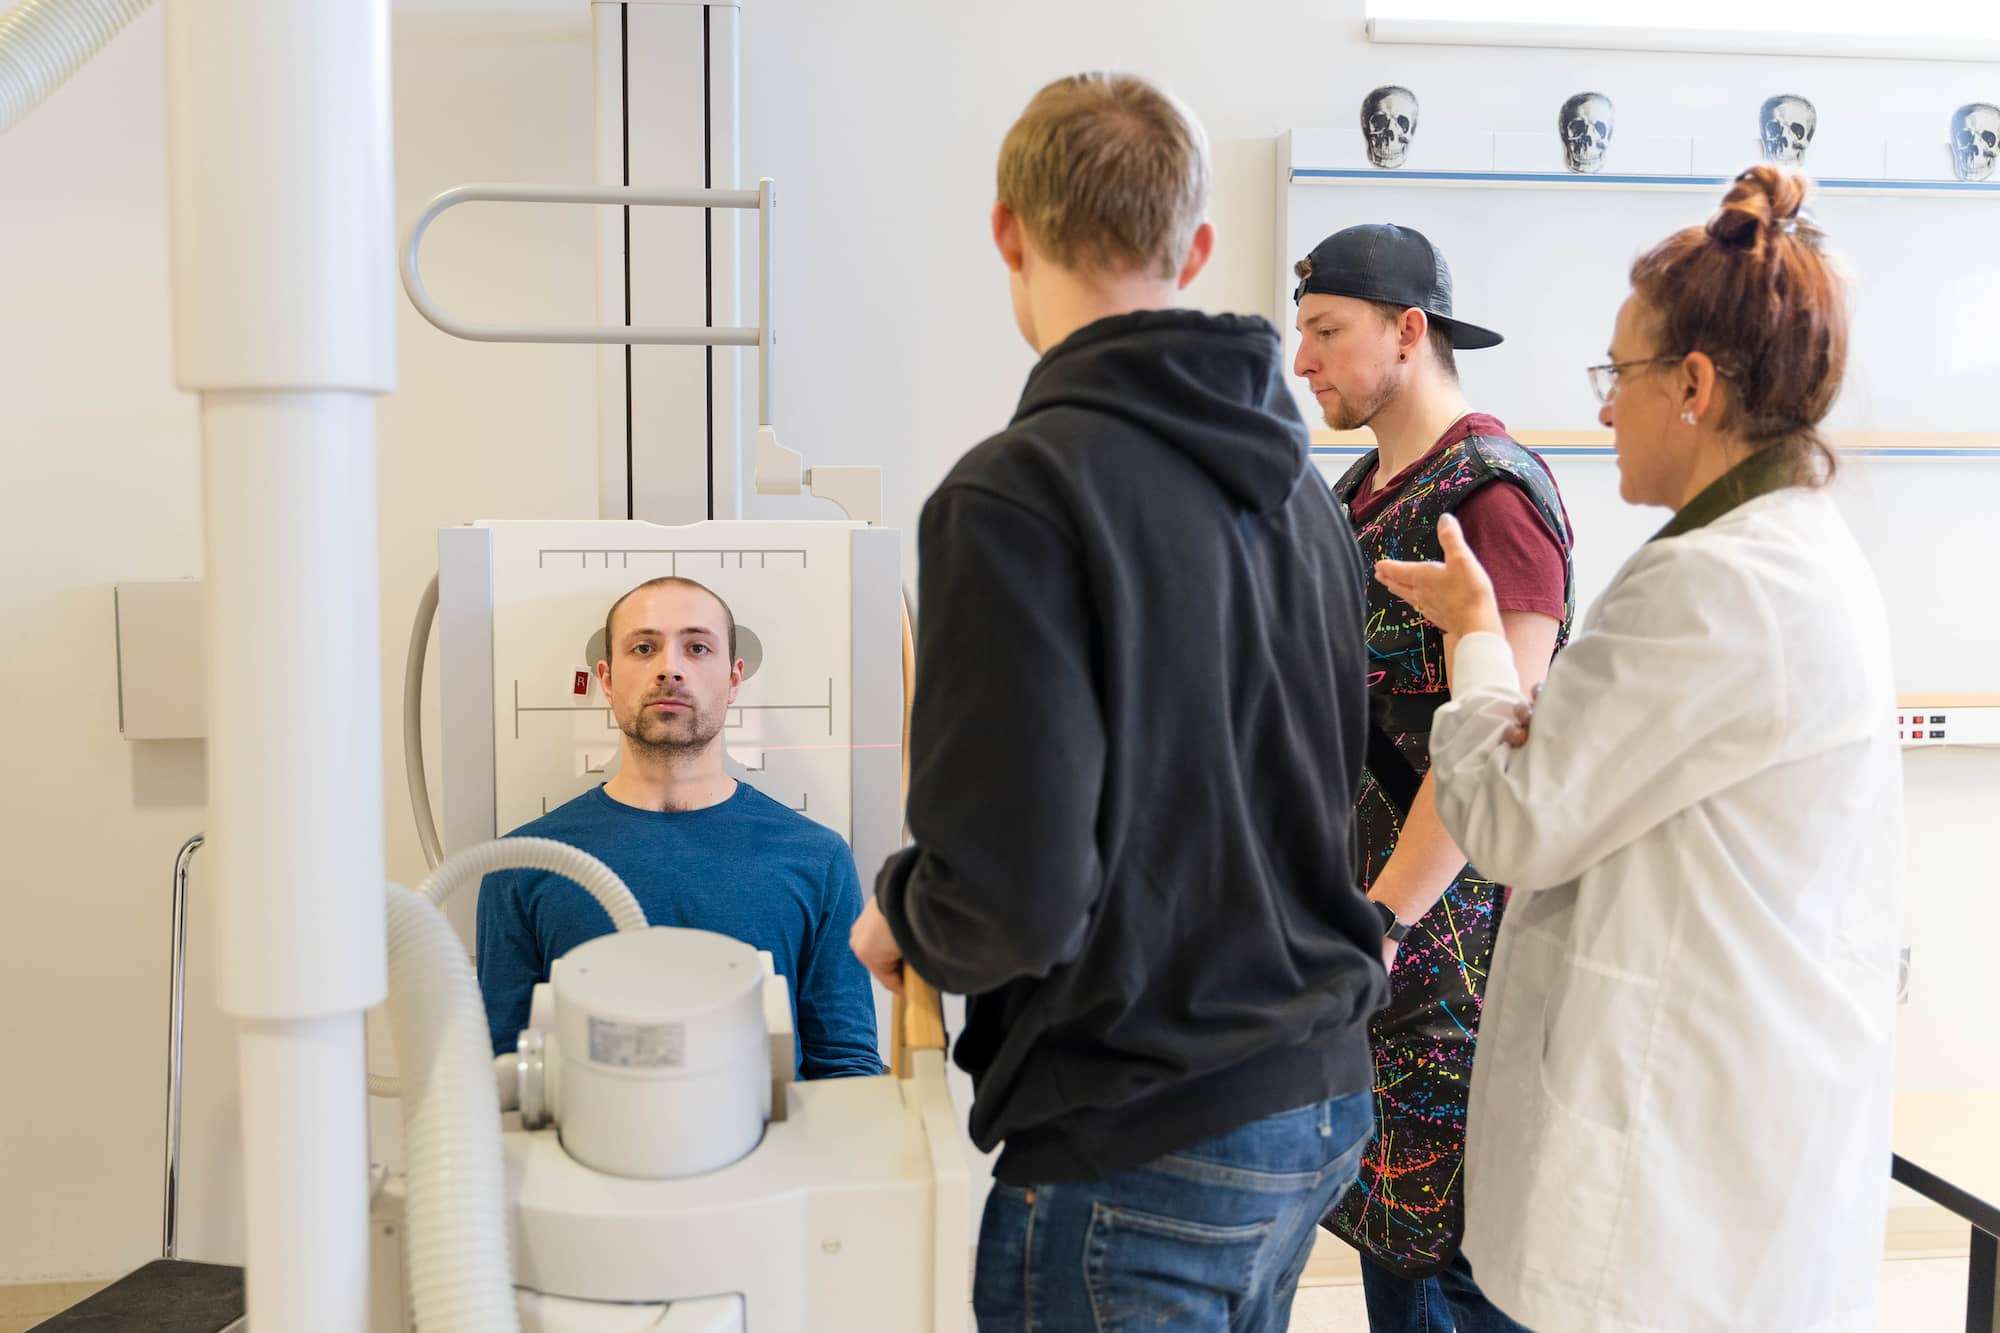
[[0, 8, 202, 1282], [730, 0, 2000, 1094], [734, 0, 2000, 528], [4, 0, 1996, 1285]]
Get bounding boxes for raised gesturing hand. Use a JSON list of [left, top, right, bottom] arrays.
[[1374, 513, 1504, 642]]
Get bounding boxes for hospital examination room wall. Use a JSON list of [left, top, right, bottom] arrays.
[[1, 0, 1995, 1287], [0, 3, 603, 1280]]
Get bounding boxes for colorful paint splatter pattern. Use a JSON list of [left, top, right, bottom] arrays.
[[1322, 435, 1573, 1278]]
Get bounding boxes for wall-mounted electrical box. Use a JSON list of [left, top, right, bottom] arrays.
[[115, 580, 206, 740]]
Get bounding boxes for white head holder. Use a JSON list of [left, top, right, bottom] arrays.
[[1360, 85, 1419, 170], [1559, 92, 1615, 174], [1760, 95, 1817, 166]]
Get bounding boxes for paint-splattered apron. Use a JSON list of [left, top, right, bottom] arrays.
[[1322, 432, 1574, 1278]]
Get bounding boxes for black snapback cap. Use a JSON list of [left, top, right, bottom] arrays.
[[1292, 223, 1502, 350]]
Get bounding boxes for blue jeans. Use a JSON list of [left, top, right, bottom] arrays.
[[973, 1092, 1373, 1332], [1359, 1251, 1529, 1333]]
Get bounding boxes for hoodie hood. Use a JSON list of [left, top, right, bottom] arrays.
[[1013, 309, 1312, 514]]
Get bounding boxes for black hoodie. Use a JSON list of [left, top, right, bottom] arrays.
[[876, 309, 1387, 1185]]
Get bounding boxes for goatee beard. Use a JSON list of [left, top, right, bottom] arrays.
[[621, 706, 723, 754], [1322, 380, 1398, 433]]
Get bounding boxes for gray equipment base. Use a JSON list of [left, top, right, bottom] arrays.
[[32, 1259, 243, 1332]]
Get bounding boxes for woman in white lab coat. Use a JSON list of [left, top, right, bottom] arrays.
[[1376, 165, 1902, 1333]]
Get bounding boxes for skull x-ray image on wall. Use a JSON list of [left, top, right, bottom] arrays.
[[1952, 102, 2000, 182], [1761, 95, 1817, 165], [1362, 85, 1418, 169], [1559, 92, 1614, 174]]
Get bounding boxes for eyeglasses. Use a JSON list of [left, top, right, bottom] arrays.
[[1586, 355, 1682, 405]]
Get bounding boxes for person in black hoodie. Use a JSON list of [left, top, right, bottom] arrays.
[[849, 71, 1388, 1331]]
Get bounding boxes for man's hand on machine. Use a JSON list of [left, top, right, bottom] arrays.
[[850, 898, 906, 994]]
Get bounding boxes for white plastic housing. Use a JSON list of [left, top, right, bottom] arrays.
[[165, 0, 395, 393], [550, 928, 769, 1179], [200, 392, 388, 1018], [164, 1, 396, 1325]]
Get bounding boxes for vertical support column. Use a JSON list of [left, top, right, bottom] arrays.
[[437, 526, 498, 949], [591, 1, 746, 526], [164, 2, 395, 1328], [848, 527, 903, 882], [199, 393, 386, 1332], [591, 0, 630, 521], [707, 3, 746, 520], [756, 175, 772, 432], [627, 0, 713, 526], [850, 526, 903, 1065], [238, 1017, 373, 1329]]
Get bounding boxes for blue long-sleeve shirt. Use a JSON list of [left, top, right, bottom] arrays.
[[475, 782, 884, 1079]]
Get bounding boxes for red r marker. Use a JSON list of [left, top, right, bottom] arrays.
[[573, 670, 590, 696]]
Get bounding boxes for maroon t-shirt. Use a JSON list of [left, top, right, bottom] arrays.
[[1348, 413, 1569, 620]]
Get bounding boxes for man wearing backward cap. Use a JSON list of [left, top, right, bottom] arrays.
[[1293, 223, 1575, 1333]]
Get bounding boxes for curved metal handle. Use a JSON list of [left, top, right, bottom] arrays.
[[400, 178, 776, 425], [163, 832, 204, 1260]]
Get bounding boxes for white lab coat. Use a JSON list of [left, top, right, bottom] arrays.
[[1429, 486, 1903, 1333]]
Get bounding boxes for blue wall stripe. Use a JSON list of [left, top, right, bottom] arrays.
[[1291, 168, 2000, 194]]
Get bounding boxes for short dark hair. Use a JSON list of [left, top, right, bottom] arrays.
[[1367, 299, 1457, 380], [602, 577, 737, 673]]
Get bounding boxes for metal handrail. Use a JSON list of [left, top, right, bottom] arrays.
[[398, 178, 776, 426], [163, 832, 203, 1260]]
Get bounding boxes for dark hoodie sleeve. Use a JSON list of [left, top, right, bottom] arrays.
[[875, 482, 1106, 996]]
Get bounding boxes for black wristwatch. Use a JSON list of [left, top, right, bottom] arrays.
[[1371, 899, 1411, 944]]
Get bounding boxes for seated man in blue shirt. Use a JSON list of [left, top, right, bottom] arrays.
[[475, 575, 885, 1080]]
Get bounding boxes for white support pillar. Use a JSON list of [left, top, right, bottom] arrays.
[[238, 1016, 373, 1330], [592, 0, 745, 524], [163, 1, 395, 1328]]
